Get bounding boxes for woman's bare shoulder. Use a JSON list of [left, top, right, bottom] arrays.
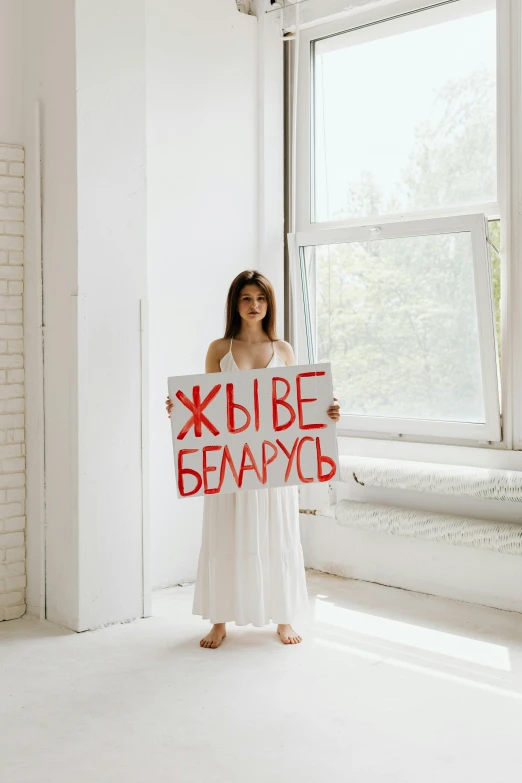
[[207, 338, 230, 361], [274, 339, 295, 365], [205, 338, 230, 374]]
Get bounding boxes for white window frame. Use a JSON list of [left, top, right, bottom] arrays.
[[292, 214, 501, 441], [290, 0, 521, 452]]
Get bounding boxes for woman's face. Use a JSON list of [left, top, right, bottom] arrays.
[[237, 284, 268, 325]]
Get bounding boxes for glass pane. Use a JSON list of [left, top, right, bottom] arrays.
[[302, 232, 486, 423], [313, 3, 497, 222]]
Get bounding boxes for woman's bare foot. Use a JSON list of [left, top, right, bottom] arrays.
[[200, 623, 226, 649], [277, 624, 302, 645]]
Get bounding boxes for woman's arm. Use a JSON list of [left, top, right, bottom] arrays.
[[205, 339, 225, 373]]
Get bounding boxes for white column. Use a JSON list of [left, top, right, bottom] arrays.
[[74, 0, 147, 630], [23, 0, 147, 631]]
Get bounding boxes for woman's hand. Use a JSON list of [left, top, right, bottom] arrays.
[[165, 396, 174, 418], [327, 398, 340, 422]]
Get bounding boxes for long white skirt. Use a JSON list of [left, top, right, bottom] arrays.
[[192, 485, 309, 626]]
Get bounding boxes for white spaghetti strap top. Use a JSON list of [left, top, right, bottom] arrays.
[[220, 338, 284, 372]]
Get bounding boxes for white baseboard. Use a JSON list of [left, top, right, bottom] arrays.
[[300, 513, 522, 614]]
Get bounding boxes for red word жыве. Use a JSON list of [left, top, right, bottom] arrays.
[[175, 372, 327, 440]]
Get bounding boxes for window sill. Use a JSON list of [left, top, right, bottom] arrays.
[[336, 434, 522, 472]]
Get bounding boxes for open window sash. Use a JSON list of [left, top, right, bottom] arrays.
[[289, 213, 501, 442]]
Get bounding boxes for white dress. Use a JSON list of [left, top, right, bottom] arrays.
[[192, 341, 309, 626]]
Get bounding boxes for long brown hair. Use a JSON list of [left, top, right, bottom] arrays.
[[224, 270, 277, 341]]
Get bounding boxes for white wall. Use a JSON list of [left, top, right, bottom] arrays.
[[0, 0, 23, 145], [146, 0, 260, 588]]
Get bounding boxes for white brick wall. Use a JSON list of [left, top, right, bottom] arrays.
[[0, 144, 25, 622]]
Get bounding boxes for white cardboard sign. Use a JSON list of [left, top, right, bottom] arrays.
[[168, 363, 339, 498]]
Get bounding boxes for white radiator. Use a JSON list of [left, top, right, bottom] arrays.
[[334, 500, 522, 556], [299, 455, 522, 557], [339, 455, 522, 502]]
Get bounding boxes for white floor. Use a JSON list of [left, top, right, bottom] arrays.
[[1, 571, 522, 783]]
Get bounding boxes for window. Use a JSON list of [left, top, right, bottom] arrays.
[[291, 0, 506, 443], [311, 2, 497, 224]]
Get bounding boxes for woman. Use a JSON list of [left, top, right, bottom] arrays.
[[166, 270, 340, 648]]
